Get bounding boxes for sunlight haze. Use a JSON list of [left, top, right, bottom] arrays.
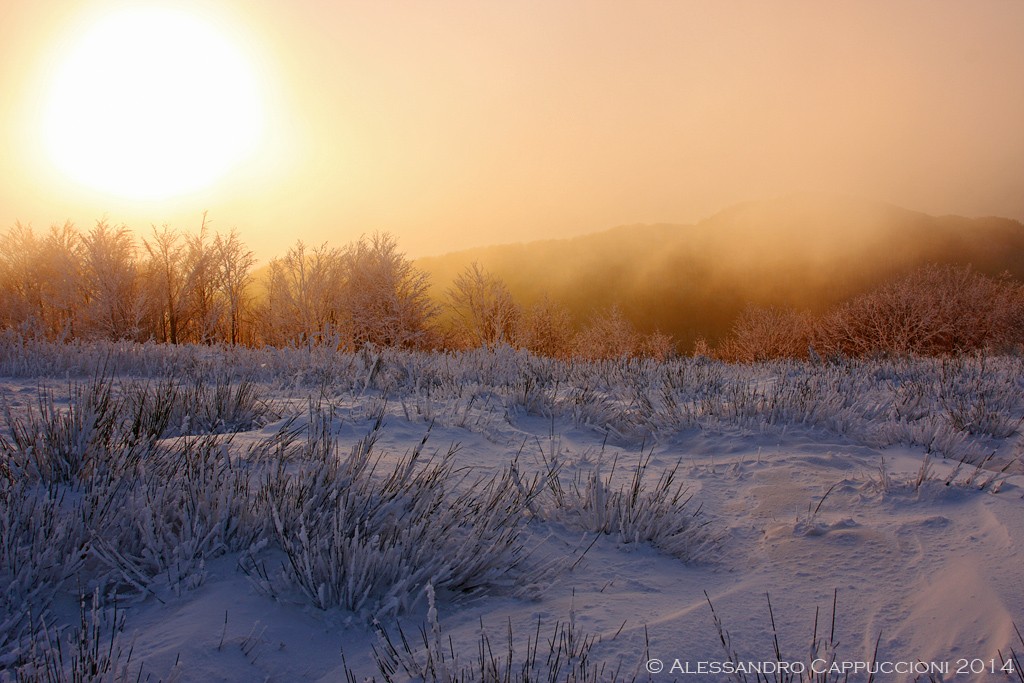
[[41, 6, 266, 199], [2, 0, 1023, 259]]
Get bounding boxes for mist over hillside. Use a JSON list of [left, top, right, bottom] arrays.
[[417, 195, 1024, 349]]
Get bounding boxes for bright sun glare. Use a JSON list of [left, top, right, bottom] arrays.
[[42, 6, 265, 200]]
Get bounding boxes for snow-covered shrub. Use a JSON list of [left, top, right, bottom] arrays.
[[121, 370, 272, 437], [865, 415, 972, 462], [863, 452, 1012, 498], [558, 379, 622, 431]]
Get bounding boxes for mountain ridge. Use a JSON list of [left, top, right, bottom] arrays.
[[415, 195, 1024, 349]]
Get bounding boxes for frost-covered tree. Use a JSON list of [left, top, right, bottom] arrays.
[[516, 295, 574, 358], [40, 222, 86, 340], [344, 232, 436, 349], [260, 241, 347, 346], [1, 216, 256, 345], [142, 219, 256, 345], [570, 305, 675, 360], [446, 262, 519, 349], [214, 228, 256, 345], [142, 224, 186, 343], [1, 222, 88, 340], [0, 223, 45, 335], [814, 264, 1022, 357], [257, 233, 435, 349], [179, 221, 226, 344], [79, 221, 146, 341], [573, 305, 640, 360], [639, 329, 677, 361], [719, 305, 811, 362]]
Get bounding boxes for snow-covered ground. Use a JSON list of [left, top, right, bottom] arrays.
[[1, 341, 1022, 681]]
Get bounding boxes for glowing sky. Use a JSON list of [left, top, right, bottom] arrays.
[[2, 0, 1023, 259]]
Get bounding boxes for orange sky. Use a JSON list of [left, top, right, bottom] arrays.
[[2, 0, 1023, 260]]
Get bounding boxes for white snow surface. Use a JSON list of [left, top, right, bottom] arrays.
[[1, 341, 1022, 682]]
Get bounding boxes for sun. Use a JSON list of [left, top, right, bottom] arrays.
[[42, 6, 266, 200]]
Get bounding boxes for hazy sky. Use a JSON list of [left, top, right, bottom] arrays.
[[2, 0, 1023, 259]]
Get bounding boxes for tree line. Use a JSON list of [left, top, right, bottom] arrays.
[[0, 220, 669, 357], [0, 218, 255, 345], [716, 264, 1024, 361], [1, 219, 1021, 360]]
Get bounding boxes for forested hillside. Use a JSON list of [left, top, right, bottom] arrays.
[[417, 195, 1024, 348]]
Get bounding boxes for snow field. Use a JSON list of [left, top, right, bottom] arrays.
[[1, 340, 1022, 681]]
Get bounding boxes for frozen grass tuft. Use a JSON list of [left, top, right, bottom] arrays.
[[0, 374, 267, 605], [937, 355, 1024, 439], [6, 590, 149, 683], [0, 482, 86, 665], [866, 451, 1017, 498], [362, 591, 638, 683], [2, 340, 1022, 464], [90, 434, 260, 598], [706, 589, 870, 683], [1003, 623, 1024, 683], [122, 372, 272, 437], [541, 452, 717, 563], [254, 422, 549, 616], [1, 374, 121, 483]]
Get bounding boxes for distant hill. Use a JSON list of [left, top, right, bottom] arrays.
[[416, 195, 1024, 350]]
